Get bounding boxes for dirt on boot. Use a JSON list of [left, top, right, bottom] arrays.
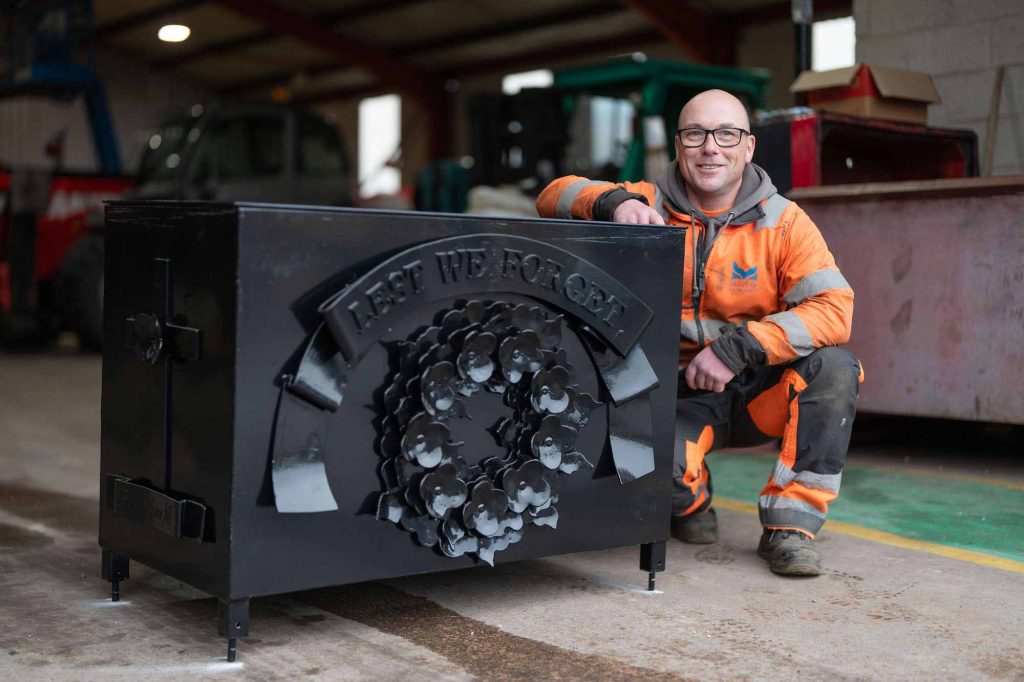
[[670, 508, 718, 544], [758, 529, 822, 576]]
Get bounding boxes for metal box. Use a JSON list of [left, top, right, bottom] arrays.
[[98, 202, 684, 658], [752, 111, 977, 194]]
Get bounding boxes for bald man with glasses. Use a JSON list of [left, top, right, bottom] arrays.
[[537, 90, 862, 576]]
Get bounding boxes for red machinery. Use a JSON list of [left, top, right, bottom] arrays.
[[0, 170, 133, 346], [752, 110, 978, 194]]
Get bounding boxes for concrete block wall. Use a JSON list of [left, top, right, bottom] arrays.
[[855, 0, 1024, 175], [737, 19, 795, 110]]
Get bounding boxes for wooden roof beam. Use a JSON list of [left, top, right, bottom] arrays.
[[211, 0, 437, 101], [211, 0, 450, 157], [616, 0, 734, 65], [218, 0, 625, 96], [155, 0, 428, 69], [294, 27, 667, 105]]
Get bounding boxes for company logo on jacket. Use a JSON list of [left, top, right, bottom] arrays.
[[730, 262, 758, 294], [732, 263, 757, 280]]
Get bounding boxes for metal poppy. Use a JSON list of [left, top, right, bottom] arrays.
[[508, 304, 563, 349], [498, 331, 544, 383], [482, 302, 514, 335], [401, 412, 450, 468], [456, 331, 497, 384], [391, 455, 422, 486], [419, 462, 469, 519], [440, 452, 471, 481], [455, 378, 482, 398], [442, 300, 487, 329], [476, 527, 524, 566], [530, 415, 577, 470], [399, 508, 439, 547], [530, 366, 571, 414], [502, 459, 552, 513], [557, 451, 593, 475], [537, 315, 563, 349], [376, 489, 404, 524], [485, 378, 508, 394], [404, 474, 427, 516], [421, 361, 465, 417], [462, 480, 514, 537], [528, 506, 559, 529], [440, 519, 479, 558], [418, 342, 455, 370], [561, 389, 602, 429]]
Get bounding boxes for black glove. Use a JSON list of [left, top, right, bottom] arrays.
[[710, 324, 767, 375]]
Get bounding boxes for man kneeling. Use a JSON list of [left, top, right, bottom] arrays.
[[536, 89, 863, 576]]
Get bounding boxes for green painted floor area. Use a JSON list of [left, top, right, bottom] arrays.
[[709, 451, 1024, 563]]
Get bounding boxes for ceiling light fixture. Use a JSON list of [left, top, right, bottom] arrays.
[[158, 24, 191, 42]]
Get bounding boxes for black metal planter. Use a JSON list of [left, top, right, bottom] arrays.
[[98, 202, 684, 660]]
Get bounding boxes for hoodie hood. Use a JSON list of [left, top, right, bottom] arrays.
[[656, 162, 777, 227]]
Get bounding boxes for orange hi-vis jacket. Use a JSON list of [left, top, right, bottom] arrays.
[[536, 163, 854, 370]]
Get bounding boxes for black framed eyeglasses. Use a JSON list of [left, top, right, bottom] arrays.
[[676, 127, 750, 148]]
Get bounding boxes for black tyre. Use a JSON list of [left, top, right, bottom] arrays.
[[57, 233, 104, 350]]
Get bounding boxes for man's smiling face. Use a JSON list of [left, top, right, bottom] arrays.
[[674, 90, 756, 211]]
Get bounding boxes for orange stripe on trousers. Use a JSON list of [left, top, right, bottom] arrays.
[[745, 368, 807, 439], [760, 479, 838, 515], [681, 425, 714, 515]]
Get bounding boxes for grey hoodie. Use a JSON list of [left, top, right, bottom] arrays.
[[656, 162, 780, 374], [655, 162, 778, 258]]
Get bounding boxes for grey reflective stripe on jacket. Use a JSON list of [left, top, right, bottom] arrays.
[[556, 180, 608, 219], [784, 268, 852, 305], [771, 460, 842, 493], [680, 316, 730, 343], [755, 194, 792, 230], [653, 185, 670, 221], [763, 310, 814, 357]]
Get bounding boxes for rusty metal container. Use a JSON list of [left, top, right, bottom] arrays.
[[792, 177, 1024, 424]]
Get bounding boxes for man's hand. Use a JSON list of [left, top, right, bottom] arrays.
[[685, 346, 736, 392], [613, 199, 665, 225]]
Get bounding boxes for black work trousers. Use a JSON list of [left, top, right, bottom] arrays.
[[673, 346, 862, 536]]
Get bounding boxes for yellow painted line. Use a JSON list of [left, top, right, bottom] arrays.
[[713, 497, 1024, 575]]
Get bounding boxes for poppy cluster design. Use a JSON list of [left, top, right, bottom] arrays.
[[375, 300, 601, 565]]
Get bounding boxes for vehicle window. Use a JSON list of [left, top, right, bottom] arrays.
[[215, 115, 284, 180], [297, 115, 345, 176], [562, 95, 634, 181]]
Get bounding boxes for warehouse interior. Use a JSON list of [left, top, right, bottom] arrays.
[[1, 0, 1022, 680]]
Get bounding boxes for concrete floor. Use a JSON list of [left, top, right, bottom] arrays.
[[1, 350, 1022, 681]]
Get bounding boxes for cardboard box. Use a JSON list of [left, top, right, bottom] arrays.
[[790, 64, 940, 125]]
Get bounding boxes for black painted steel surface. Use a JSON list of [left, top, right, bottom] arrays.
[[99, 202, 684, 607]]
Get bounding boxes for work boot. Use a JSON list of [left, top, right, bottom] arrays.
[[758, 529, 822, 576], [670, 508, 718, 544]]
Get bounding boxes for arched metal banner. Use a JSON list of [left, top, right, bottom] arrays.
[[318, 234, 654, 363]]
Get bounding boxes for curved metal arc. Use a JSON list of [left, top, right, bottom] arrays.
[[317, 233, 654, 364]]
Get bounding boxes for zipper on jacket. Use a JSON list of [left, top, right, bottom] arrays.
[[690, 210, 735, 350], [692, 220, 706, 348]]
